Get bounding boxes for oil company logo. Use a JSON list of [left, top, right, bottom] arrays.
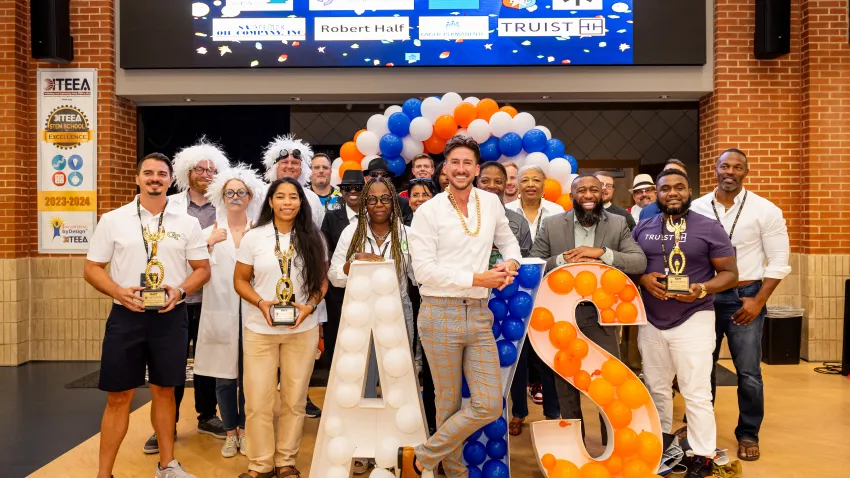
[[40, 105, 95, 150], [50, 216, 90, 244], [212, 18, 307, 41], [43, 77, 92, 97]]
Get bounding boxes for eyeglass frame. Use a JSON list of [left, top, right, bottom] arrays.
[[277, 149, 302, 161], [340, 184, 364, 192], [366, 194, 393, 205], [192, 165, 217, 176], [368, 170, 390, 178], [224, 188, 250, 198]]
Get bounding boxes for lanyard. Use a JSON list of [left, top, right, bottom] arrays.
[[137, 199, 167, 262], [711, 191, 748, 240], [273, 224, 294, 278]]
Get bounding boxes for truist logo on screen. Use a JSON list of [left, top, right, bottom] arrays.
[[212, 18, 307, 41], [498, 17, 606, 37], [42, 78, 92, 97]]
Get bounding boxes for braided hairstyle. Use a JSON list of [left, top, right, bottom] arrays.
[[345, 177, 409, 282]]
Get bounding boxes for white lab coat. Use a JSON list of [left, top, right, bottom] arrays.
[[194, 217, 243, 380]]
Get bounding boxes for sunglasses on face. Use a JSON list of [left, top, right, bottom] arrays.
[[192, 166, 217, 176], [340, 184, 363, 193], [224, 189, 249, 198], [278, 149, 302, 161], [366, 195, 393, 205], [369, 171, 390, 178], [409, 178, 434, 186]]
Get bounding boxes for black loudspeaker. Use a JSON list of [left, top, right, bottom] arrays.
[[842, 280, 850, 375], [30, 0, 74, 64], [754, 0, 791, 59]]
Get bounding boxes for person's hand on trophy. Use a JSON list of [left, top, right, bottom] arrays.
[[158, 284, 181, 313], [114, 285, 145, 312]]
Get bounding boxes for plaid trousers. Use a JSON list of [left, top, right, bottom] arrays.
[[414, 296, 503, 477]]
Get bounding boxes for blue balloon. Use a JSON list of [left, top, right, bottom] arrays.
[[402, 98, 422, 119], [467, 465, 483, 478], [463, 441, 487, 466], [544, 138, 566, 159], [516, 264, 543, 289], [462, 376, 471, 398], [482, 459, 510, 478], [386, 156, 407, 177], [498, 132, 523, 157], [492, 320, 501, 339], [467, 428, 483, 442], [496, 340, 518, 367], [493, 281, 518, 299], [379, 134, 403, 158], [565, 154, 579, 174], [522, 129, 548, 153], [387, 112, 411, 137], [508, 291, 534, 319], [501, 318, 525, 341], [488, 299, 509, 322], [480, 136, 500, 161], [483, 416, 508, 439], [486, 438, 508, 460]]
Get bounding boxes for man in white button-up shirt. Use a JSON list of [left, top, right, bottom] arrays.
[[399, 136, 522, 478], [691, 148, 791, 462]]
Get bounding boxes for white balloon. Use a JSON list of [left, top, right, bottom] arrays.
[[356, 131, 380, 156], [420, 97, 442, 123], [371, 267, 398, 295], [367, 114, 390, 137], [488, 111, 514, 138], [370, 468, 396, 478], [327, 466, 349, 478], [332, 157, 343, 171], [396, 403, 423, 434], [384, 105, 403, 117], [409, 117, 433, 141], [536, 125, 553, 140], [374, 295, 402, 323], [361, 154, 379, 170], [376, 323, 403, 348], [327, 436, 354, 465], [335, 383, 361, 409], [569, 173, 579, 186], [512, 112, 536, 136], [455, 128, 468, 138], [386, 389, 406, 408], [548, 158, 573, 186], [401, 135, 424, 160], [463, 96, 481, 106], [500, 151, 527, 168], [525, 152, 550, 175], [467, 119, 491, 143], [374, 437, 400, 470], [343, 300, 371, 327], [347, 276, 372, 300], [441, 92, 463, 115], [336, 353, 367, 382], [339, 327, 367, 353], [330, 170, 341, 187], [324, 416, 344, 438], [383, 347, 411, 378]]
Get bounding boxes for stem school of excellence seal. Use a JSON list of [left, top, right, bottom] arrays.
[[40, 105, 95, 149]]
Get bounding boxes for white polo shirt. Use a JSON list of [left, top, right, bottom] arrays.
[[87, 197, 210, 304], [236, 222, 323, 335]]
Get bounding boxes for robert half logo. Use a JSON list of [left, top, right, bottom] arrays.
[[43, 77, 92, 97], [40, 105, 95, 150], [50, 216, 90, 244]]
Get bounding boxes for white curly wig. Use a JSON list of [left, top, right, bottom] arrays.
[[205, 163, 267, 224], [172, 137, 232, 192], [262, 134, 313, 185]]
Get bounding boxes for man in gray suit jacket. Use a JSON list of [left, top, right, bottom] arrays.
[[530, 173, 647, 445]]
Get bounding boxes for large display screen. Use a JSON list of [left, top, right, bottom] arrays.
[[120, 0, 706, 68]]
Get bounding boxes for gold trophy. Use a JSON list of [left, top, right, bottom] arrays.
[[272, 242, 297, 326], [142, 226, 167, 310], [664, 217, 690, 295]]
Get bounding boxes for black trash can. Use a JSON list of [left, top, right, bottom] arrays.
[[762, 306, 804, 365]]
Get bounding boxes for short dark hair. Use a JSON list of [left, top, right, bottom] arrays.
[[138, 152, 173, 176], [312, 152, 332, 165], [718, 148, 748, 167], [665, 158, 687, 170], [479, 161, 507, 179], [411, 154, 434, 169], [572, 172, 599, 186], [443, 135, 481, 164], [656, 168, 690, 185], [407, 178, 438, 197]]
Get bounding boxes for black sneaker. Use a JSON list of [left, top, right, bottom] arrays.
[[197, 416, 227, 439], [143, 433, 159, 454], [306, 397, 322, 418], [685, 455, 714, 478]]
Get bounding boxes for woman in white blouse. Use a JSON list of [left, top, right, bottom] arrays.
[[505, 165, 565, 241], [233, 177, 328, 478]]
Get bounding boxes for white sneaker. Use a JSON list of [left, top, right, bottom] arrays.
[[221, 435, 239, 458], [238, 435, 248, 456], [155, 460, 196, 478]]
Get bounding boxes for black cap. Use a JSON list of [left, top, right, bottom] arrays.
[[340, 169, 365, 186], [365, 157, 394, 178]]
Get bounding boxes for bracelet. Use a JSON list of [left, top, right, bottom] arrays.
[[306, 301, 319, 314], [257, 298, 264, 309]]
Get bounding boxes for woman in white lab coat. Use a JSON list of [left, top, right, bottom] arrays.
[[194, 164, 265, 458]]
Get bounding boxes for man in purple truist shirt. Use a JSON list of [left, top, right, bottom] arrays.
[[632, 169, 738, 478]]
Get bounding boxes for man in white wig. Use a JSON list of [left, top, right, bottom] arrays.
[[144, 138, 230, 454], [262, 134, 326, 419], [194, 163, 265, 458]]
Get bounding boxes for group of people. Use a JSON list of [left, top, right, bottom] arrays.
[[84, 128, 789, 478]]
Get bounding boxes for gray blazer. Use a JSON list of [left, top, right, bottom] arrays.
[[531, 210, 647, 275]]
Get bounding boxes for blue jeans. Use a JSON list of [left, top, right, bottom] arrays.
[[510, 336, 560, 419], [711, 281, 766, 442], [215, 313, 245, 431]]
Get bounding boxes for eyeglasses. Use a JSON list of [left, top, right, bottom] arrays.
[[224, 188, 249, 198], [366, 195, 393, 205], [409, 178, 434, 186], [192, 166, 217, 176], [600, 184, 614, 190], [340, 184, 363, 192], [277, 149, 302, 161], [634, 188, 656, 196], [369, 171, 390, 178]]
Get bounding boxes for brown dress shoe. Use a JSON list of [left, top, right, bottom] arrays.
[[397, 446, 422, 477]]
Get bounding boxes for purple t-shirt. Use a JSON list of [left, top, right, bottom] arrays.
[[632, 211, 735, 330]]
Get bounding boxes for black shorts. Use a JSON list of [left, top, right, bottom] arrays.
[[98, 303, 188, 392]]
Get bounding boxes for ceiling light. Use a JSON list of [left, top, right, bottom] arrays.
[[541, 95, 552, 99], [659, 95, 670, 99], [184, 98, 193, 102]]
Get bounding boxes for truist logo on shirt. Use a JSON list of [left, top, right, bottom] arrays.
[[642, 232, 688, 242], [166, 232, 184, 240]]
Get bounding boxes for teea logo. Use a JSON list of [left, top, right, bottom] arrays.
[[43, 77, 92, 96]]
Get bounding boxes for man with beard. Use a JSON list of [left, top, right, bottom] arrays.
[[308, 153, 342, 212], [85, 153, 211, 478], [594, 171, 636, 230], [142, 139, 231, 453], [640, 159, 687, 222], [400, 136, 521, 477], [691, 149, 790, 462], [629, 174, 656, 223], [633, 169, 738, 478], [530, 173, 646, 444]]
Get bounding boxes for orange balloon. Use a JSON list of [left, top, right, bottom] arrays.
[[424, 133, 447, 155], [614, 428, 639, 457], [453, 102, 477, 128], [588, 378, 615, 406], [542, 453, 557, 471], [604, 456, 623, 475], [601, 268, 627, 295], [601, 359, 629, 386], [604, 399, 633, 429], [530, 307, 555, 332], [622, 459, 651, 478], [476, 98, 499, 121], [567, 338, 589, 359], [340, 141, 364, 163], [551, 459, 580, 478], [574, 271, 598, 297], [353, 129, 366, 142], [554, 350, 582, 378], [637, 431, 663, 466], [618, 378, 650, 409], [592, 289, 616, 310], [556, 193, 573, 211], [573, 370, 591, 391], [549, 321, 578, 350], [339, 160, 362, 177], [600, 308, 616, 324], [619, 285, 637, 302], [579, 463, 611, 478], [499, 105, 518, 117], [543, 178, 562, 202], [616, 301, 638, 324], [434, 114, 458, 140], [548, 269, 575, 295]]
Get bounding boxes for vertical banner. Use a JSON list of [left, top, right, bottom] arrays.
[[37, 68, 97, 254]]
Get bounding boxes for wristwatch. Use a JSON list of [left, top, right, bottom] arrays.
[[177, 287, 187, 301], [306, 301, 319, 315], [696, 283, 708, 299]]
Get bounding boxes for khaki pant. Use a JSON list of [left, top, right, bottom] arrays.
[[243, 326, 319, 472]]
